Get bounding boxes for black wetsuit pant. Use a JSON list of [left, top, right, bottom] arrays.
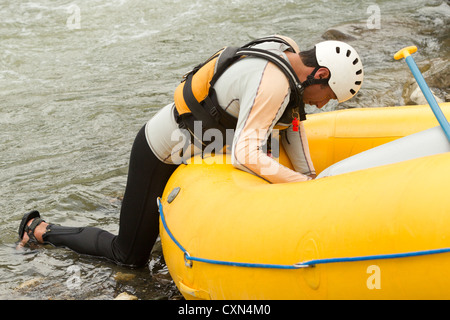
[[42, 125, 178, 267]]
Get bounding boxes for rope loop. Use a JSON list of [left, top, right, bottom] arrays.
[[184, 252, 193, 268]]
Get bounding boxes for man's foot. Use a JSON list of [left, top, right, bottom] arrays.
[[17, 210, 49, 248]]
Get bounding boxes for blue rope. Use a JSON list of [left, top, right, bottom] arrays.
[[158, 198, 450, 269], [297, 248, 450, 267]]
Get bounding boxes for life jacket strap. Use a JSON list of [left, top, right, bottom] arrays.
[[242, 36, 297, 53], [178, 37, 307, 138], [182, 72, 228, 133], [300, 66, 330, 88]]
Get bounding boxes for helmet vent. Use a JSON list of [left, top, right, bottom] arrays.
[[356, 69, 362, 75], [353, 58, 359, 65], [355, 81, 361, 85], [336, 47, 340, 54], [350, 89, 356, 95], [346, 49, 351, 57]]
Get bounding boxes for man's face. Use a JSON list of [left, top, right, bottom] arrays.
[[302, 83, 337, 109]]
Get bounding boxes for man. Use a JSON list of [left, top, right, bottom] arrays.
[[18, 36, 363, 267], [147, 35, 363, 183]]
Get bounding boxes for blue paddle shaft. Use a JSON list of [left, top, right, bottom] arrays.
[[404, 55, 450, 142]]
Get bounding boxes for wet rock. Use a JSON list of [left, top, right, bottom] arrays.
[[15, 277, 44, 291], [321, 21, 371, 42], [422, 58, 450, 90], [152, 272, 173, 286], [402, 58, 449, 105], [114, 292, 138, 300], [322, 28, 358, 41], [408, 85, 443, 105], [114, 272, 136, 282]]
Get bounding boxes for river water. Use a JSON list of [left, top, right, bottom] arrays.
[[1, 0, 448, 300]]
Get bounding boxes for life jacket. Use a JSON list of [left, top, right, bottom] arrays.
[[173, 36, 306, 140]]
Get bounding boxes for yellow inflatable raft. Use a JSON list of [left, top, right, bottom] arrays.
[[159, 103, 450, 300]]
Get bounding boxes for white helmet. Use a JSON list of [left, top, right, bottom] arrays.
[[315, 40, 364, 102]]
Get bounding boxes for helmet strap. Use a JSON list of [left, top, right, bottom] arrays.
[[300, 66, 330, 88]]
